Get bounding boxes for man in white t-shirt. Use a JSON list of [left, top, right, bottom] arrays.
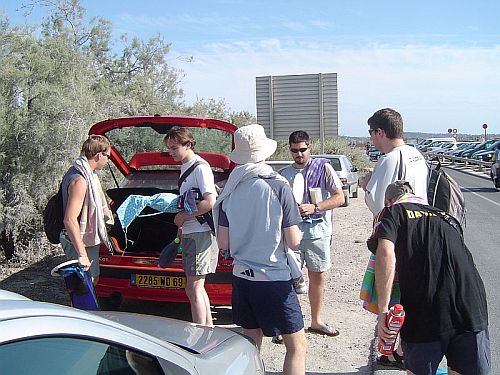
[[359, 107, 429, 369], [164, 127, 218, 326], [361, 108, 428, 217]]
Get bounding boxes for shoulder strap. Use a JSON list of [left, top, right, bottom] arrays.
[[178, 160, 206, 189], [398, 151, 404, 180], [426, 205, 464, 238]]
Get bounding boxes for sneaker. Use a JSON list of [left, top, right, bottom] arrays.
[[292, 276, 307, 294]]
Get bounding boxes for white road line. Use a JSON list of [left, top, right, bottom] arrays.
[[462, 187, 500, 208]]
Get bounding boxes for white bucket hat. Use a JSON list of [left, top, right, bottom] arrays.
[[230, 124, 277, 164]]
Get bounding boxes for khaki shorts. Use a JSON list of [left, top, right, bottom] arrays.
[[181, 231, 218, 276], [297, 236, 332, 273], [60, 231, 100, 278]]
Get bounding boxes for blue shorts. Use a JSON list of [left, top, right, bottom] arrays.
[[231, 276, 304, 337], [402, 330, 491, 375]]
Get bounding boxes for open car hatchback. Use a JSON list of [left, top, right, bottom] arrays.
[[89, 116, 237, 309]]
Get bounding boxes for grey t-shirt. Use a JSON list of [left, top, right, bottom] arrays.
[[218, 174, 301, 281]]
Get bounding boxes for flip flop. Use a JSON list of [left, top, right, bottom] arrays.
[[272, 335, 284, 344], [307, 324, 340, 337]]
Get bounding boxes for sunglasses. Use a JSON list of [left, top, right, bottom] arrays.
[[368, 128, 379, 135], [290, 147, 309, 154], [101, 151, 111, 158]]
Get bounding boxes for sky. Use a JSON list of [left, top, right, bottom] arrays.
[[2, 0, 500, 137]]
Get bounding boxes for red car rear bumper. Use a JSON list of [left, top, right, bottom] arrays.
[[96, 256, 233, 305]]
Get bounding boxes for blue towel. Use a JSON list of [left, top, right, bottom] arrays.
[[116, 191, 198, 230]]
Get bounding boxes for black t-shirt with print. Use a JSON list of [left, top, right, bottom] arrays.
[[367, 202, 488, 343]]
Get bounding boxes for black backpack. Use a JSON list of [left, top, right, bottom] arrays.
[[42, 184, 64, 244], [427, 159, 466, 226]]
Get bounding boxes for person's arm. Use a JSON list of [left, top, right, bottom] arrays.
[[174, 164, 216, 227], [63, 176, 91, 270], [217, 205, 230, 259], [283, 225, 301, 251], [319, 164, 345, 210], [374, 238, 398, 342], [299, 164, 344, 215], [364, 155, 397, 215], [217, 225, 230, 252]]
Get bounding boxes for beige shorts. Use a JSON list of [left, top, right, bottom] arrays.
[[297, 236, 332, 273], [60, 231, 100, 278], [181, 231, 218, 276]]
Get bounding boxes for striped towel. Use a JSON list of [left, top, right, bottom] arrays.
[[359, 254, 401, 314]]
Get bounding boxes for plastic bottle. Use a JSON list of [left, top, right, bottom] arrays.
[[174, 237, 183, 254], [378, 304, 405, 355]]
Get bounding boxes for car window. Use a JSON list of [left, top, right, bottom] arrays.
[[328, 158, 342, 171], [106, 126, 233, 163], [0, 337, 166, 375]]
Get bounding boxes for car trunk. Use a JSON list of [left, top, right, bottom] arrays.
[[106, 187, 179, 255]]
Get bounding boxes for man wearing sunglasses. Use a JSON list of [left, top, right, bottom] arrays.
[[279, 130, 345, 339], [361, 108, 428, 217], [360, 108, 428, 368], [61, 135, 114, 284]]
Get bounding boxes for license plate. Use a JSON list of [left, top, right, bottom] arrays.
[[131, 274, 186, 289]]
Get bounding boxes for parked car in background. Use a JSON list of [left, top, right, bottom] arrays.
[[491, 157, 500, 189], [448, 141, 480, 157], [368, 146, 384, 161], [312, 155, 359, 207], [0, 290, 264, 374], [461, 139, 498, 159], [267, 155, 359, 207], [472, 140, 500, 161], [89, 116, 237, 309], [415, 137, 456, 151]]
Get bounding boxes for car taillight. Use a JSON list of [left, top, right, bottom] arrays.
[[340, 178, 347, 186]]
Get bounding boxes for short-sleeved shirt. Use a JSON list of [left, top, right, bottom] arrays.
[[218, 174, 302, 281], [279, 161, 340, 239], [365, 144, 428, 216], [179, 155, 217, 234], [367, 202, 488, 343]]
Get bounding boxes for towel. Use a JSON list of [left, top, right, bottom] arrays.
[[303, 158, 329, 204], [213, 163, 283, 235], [72, 156, 113, 247], [116, 190, 198, 230]]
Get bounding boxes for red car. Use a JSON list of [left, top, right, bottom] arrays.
[[89, 116, 237, 309]]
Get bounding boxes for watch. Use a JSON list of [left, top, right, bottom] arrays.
[[314, 204, 321, 214]]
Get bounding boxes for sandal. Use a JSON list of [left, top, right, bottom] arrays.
[[272, 335, 284, 344], [376, 351, 406, 370], [307, 324, 340, 337]]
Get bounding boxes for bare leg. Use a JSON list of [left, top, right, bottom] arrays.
[[308, 270, 327, 328], [242, 328, 264, 351], [185, 275, 213, 326], [282, 329, 307, 375]]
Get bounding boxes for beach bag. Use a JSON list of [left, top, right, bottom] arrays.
[[427, 158, 466, 226], [360, 254, 401, 314], [43, 184, 64, 244]]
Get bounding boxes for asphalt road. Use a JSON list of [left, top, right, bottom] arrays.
[[445, 167, 499, 374]]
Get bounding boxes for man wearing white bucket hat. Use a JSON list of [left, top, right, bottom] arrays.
[[214, 124, 307, 375]]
